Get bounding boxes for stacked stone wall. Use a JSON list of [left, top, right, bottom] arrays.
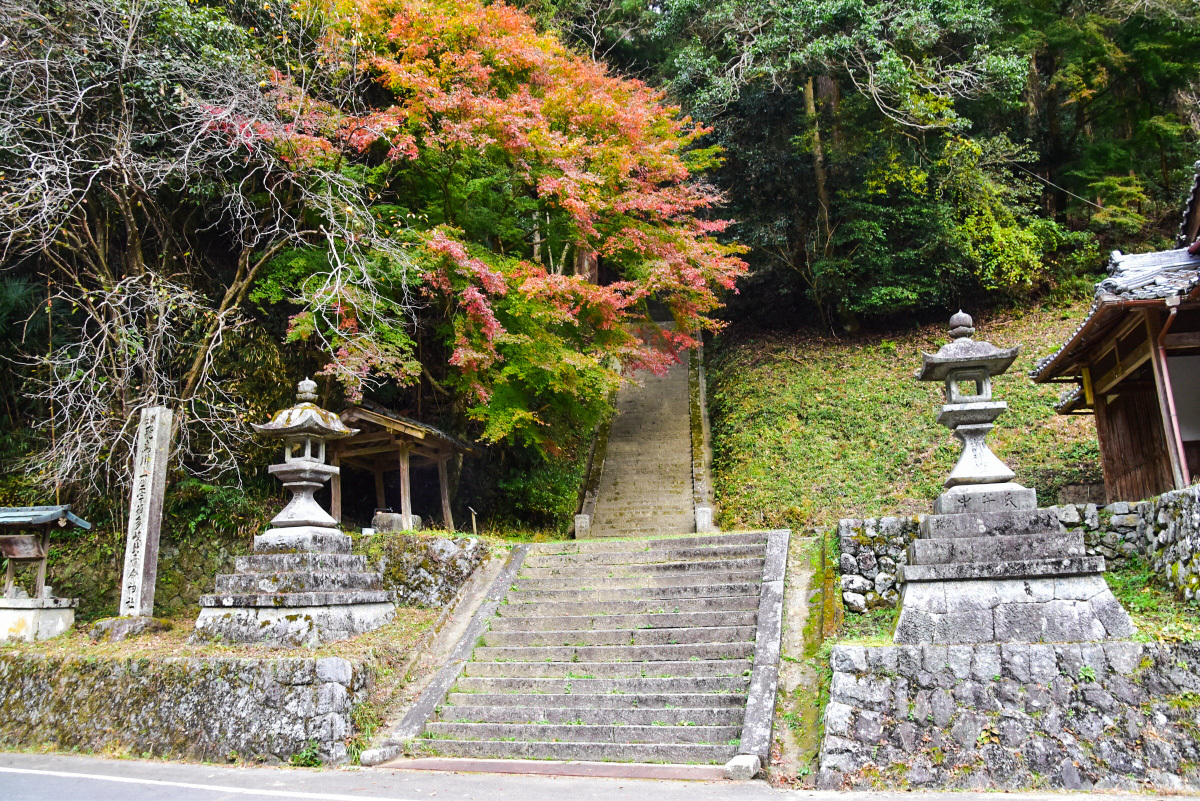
[[819, 642, 1200, 791], [835, 516, 919, 612], [359, 532, 488, 607], [0, 653, 369, 764], [836, 485, 1200, 613]]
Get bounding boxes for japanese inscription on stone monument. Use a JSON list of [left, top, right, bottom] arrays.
[[119, 406, 173, 617]]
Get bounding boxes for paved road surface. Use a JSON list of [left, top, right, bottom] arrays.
[[0, 752, 1176, 800]]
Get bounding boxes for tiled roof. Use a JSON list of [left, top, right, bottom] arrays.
[[1034, 166, 1200, 385], [1030, 247, 1200, 382], [1098, 248, 1200, 299]]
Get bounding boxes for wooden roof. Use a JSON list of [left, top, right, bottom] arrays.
[[335, 402, 482, 470]]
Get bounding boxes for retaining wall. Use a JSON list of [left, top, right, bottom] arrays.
[[819, 641, 1200, 791], [837, 484, 1200, 612], [0, 653, 370, 763], [361, 532, 488, 607]]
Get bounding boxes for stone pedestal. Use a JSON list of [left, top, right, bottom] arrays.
[[0, 597, 76, 642], [195, 535, 395, 647], [895, 501, 1134, 643]]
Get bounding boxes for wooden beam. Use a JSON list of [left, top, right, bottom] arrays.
[[398, 444, 414, 530], [341, 431, 397, 446], [1145, 310, 1187, 490], [340, 407, 426, 439], [1093, 336, 1152, 395], [330, 451, 342, 524], [340, 440, 447, 463], [34, 530, 47, 599], [1164, 331, 1200, 350], [339, 440, 403, 459], [374, 470, 387, 510], [437, 455, 454, 533]]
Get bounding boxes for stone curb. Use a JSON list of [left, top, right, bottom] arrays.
[[730, 528, 790, 777]]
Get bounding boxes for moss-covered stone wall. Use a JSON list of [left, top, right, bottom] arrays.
[[819, 641, 1200, 791], [0, 653, 369, 764]]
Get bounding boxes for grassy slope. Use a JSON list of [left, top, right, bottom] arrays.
[[707, 301, 1103, 529]]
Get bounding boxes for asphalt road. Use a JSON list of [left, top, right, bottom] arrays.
[[0, 752, 1181, 801]]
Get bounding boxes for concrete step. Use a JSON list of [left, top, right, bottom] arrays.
[[453, 676, 750, 694], [482, 625, 756, 648], [214, 571, 379, 594], [443, 692, 746, 709], [528, 533, 766, 555], [518, 557, 765, 579], [489, 610, 758, 632], [435, 705, 744, 726], [235, 553, 367, 573], [592, 514, 693, 523], [416, 739, 736, 764], [589, 526, 696, 539], [498, 596, 761, 618], [507, 582, 761, 603], [512, 572, 762, 592], [472, 641, 754, 663], [424, 722, 741, 745], [460, 659, 754, 679], [522, 544, 765, 569]]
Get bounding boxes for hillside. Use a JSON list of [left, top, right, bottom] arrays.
[[707, 302, 1102, 529]]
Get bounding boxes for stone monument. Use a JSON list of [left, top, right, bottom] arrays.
[[894, 312, 1134, 644], [194, 379, 396, 646], [119, 406, 173, 617]]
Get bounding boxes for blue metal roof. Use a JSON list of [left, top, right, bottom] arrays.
[[0, 505, 91, 530]]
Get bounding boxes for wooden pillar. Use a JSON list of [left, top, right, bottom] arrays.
[[330, 449, 342, 523], [1145, 310, 1187, 490], [3, 559, 13, 599], [1093, 391, 1117, 504], [374, 469, 387, 510], [34, 529, 48, 599], [437, 454, 454, 533], [398, 443, 414, 530]]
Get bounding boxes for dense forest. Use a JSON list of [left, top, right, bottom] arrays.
[[0, 0, 1197, 530]]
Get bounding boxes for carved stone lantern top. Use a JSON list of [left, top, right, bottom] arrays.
[[915, 312, 1020, 488], [252, 379, 358, 444], [916, 311, 1021, 383]]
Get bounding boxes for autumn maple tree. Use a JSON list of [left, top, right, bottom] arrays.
[[0, 0, 744, 505], [250, 0, 747, 446]]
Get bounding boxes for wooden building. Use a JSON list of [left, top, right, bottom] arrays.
[[1032, 168, 1200, 502], [330, 401, 481, 532]]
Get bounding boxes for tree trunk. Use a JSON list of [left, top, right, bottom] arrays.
[[804, 77, 832, 257]]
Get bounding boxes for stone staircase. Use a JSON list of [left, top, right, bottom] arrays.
[[413, 531, 770, 763], [590, 360, 695, 537]]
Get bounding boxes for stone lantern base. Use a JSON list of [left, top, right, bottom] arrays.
[[194, 532, 394, 648], [0, 597, 76, 642], [895, 487, 1134, 644]]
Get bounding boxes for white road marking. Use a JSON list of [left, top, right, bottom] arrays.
[[0, 766, 419, 801]]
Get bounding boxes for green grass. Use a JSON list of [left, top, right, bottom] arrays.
[[707, 301, 1103, 529], [1105, 558, 1200, 642], [833, 607, 899, 646]]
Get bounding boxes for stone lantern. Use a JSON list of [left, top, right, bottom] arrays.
[[917, 310, 1025, 507], [194, 379, 395, 647], [893, 312, 1134, 644], [252, 378, 357, 551]]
